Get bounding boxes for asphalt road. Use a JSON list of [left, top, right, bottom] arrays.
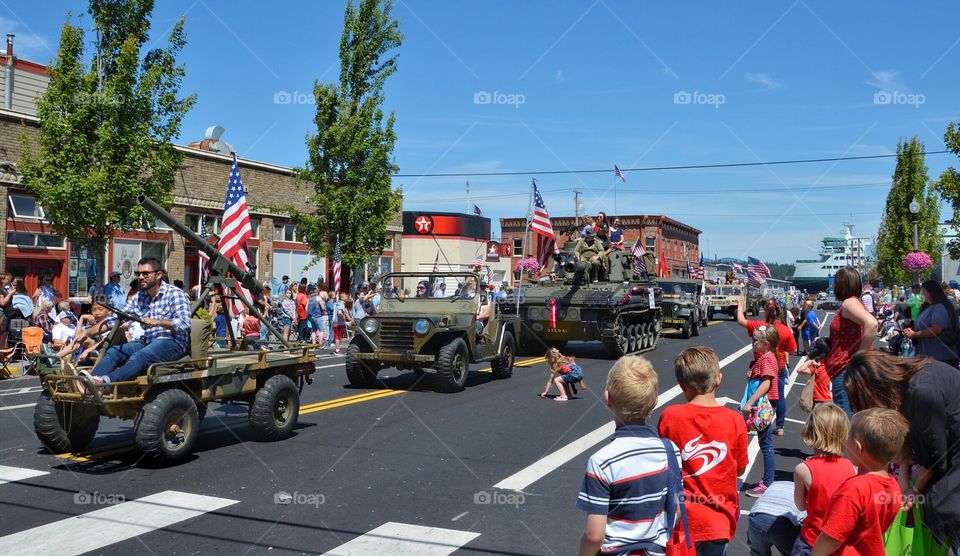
[[0, 312, 832, 555]]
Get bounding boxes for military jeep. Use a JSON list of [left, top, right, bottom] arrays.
[[655, 278, 709, 339], [705, 284, 745, 320], [345, 272, 518, 393]]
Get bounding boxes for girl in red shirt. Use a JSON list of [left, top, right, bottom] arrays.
[[737, 297, 797, 437], [792, 403, 856, 554], [742, 325, 780, 497]]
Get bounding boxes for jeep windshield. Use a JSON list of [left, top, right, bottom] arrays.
[[380, 273, 483, 301], [660, 282, 699, 295]]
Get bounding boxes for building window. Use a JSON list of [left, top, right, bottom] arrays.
[[274, 224, 297, 242], [248, 247, 259, 278], [384, 235, 394, 251], [6, 232, 65, 249], [250, 219, 259, 239], [186, 214, 221, 235], [141, 241, 166, 265], [8, 194, 44, 219], [513, 238, 523, 253]]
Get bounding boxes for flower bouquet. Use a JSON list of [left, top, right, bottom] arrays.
[[902, 251, 933, 271], [515, 258, 541, 275]]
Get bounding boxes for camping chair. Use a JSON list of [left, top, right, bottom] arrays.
[[21, 327, 46, 376], [6, 318, 27, 360], [0, 345, 15, 378]]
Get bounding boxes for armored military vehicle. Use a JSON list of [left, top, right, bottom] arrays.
[[512, 245, 663, 358], [705, 283, 746, 320], [345, 272, 518, 393], [32, 195, 316, 463], [656, 278, 709, 339]]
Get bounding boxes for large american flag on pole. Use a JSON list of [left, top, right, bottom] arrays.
[[333, 235, 342, 294], [218, 154, 254, 314], [747, 256, 770, 288], [198, 215, 210, 284], [530, 180, 556, 268], [631, 237, 646, 275]]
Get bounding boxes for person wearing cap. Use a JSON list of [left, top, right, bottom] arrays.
[[77, 257, 191, 386], [476, 280, 491, 338], [103, 271, 126, 310], [574, 228, 603, 283], [277, 275, 291, 299], [51, 310, 77, 350]]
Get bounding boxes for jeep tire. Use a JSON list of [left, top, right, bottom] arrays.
[[345, 340, 378, 388], [249, 374, 300, 441], [692, 313, 701, 336], [436, 338, 470, 393], [491, 331, 515, 379], [135, 388, 199, 463], [681, 318, 692, 339], [34, 392, 99, 454]]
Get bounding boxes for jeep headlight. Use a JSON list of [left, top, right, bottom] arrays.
[[414, 319, 431, 336], [362, 318, 379, 335]]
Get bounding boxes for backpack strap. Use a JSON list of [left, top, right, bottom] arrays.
[[661, 438, 692, 549]]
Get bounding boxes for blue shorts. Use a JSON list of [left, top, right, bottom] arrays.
[[280, 316, 292, 327], [561, 365, 583, 383]]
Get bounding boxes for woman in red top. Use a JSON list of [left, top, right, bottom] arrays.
[[295, 284, 309, 342], [737, 297, 797, 436], [823, 267, 877, 417]]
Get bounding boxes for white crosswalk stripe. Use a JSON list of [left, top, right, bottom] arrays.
[[322, 522, 480, 555], [0, 465, 48, 485], [0, 490, 238, 556]]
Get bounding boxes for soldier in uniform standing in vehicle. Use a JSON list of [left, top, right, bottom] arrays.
[[574, 228, 603, 283]]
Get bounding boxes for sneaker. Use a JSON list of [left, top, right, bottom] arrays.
[[747, 429, 757, 436], [774, 428, 784, 436], [745, 482, 768, 498]]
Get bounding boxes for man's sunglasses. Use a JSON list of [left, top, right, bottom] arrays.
[[134, 270, 159, 277]]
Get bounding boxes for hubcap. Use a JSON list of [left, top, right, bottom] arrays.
[[274, 395, 292, 426], [453, 354, 465, 381], [163, 409, 190, 451]]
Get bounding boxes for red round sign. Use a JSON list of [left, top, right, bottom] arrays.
[[414, 215, 434, 234]]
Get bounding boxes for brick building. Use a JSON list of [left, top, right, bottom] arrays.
[[499, 215, 701, 280], [0, 36, 400, 299]]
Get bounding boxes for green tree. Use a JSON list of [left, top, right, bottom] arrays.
[[875, 137, 942, 284], [295, 0, 402, 270], [18, 0, 194, 253], [934, 121, 960, 259]]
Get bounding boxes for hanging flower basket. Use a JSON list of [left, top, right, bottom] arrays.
[[515, 258, 541, 274], [902, 251, 933, 271]]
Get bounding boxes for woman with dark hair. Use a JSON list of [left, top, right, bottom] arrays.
[[737, 297, 797, 436], [844, 350, 960, 546], [903, 280, 959, 367], [593, 212, 609, 245], [823, 266, 877, 417]]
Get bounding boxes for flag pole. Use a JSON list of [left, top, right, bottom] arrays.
[[613, 171, 617, 218], [518, 178, 535, 314]]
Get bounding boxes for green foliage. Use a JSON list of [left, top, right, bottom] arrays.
[[935, 122, 960, 259], [18, 0, 195, 250], [295, 0, 403, 269], [875, 137, 942, 284], [764, 263, 795, 281]]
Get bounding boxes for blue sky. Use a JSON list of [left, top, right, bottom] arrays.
[[4, 1, 959, 263]]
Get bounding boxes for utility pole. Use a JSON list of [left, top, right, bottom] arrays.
[[573, 190, 582, 227]]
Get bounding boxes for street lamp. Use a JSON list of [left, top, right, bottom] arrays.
[[909, 197, 920, 285]]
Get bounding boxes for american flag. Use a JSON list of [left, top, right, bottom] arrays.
[[198, 215, 210, 284], [485, 266, 495, 284], [747, 256, 770, 288], [530, 181, 556, 268], [614, 164, 626, 182], [631, 237, 646, 275], [217, 154, 254, 314], [473, 204, 482, 216], [332, 235, 342, 293], [732, 262, 743, 272]]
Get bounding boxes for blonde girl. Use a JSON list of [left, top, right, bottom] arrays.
[[792, 403, 856, 553], [540, 347, 585, 401]]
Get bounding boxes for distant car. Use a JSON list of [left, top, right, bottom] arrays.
[[817, 300, 841, 310], [816, 291, 828, 300]]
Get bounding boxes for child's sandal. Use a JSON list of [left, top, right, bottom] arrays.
[[554, 395, 568, 401]]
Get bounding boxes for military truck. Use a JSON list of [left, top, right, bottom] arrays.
[[656, 278, 709, 339], [345, 272, 518, 393], [513, 245, 663, 358], [705, 283, 745, 320], [32, 195, 316, 463], [746, 287, 765, 316]]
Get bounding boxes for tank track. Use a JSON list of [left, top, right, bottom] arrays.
[[602, 308, 663, 358]]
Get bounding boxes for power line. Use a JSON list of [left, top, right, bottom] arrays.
[[393, 150, 950, 178]]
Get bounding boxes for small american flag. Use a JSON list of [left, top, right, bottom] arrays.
[[198, 216, 210, 284], [333, 235, 342, 294], [747, 256, 769, 288], [631, 237, 646, 275], [485, 266, 495, 284], [614, 165, 626, 182], [732, 262, 743, 272], [473, 204, 482, 216], [530, 180, 556, 268], [217, 154, 254, 314]]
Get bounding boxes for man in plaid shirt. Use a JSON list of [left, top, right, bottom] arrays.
[[79, 257, 191, 385]]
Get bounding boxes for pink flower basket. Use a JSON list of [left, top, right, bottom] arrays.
[[902, 251, 933, 271]]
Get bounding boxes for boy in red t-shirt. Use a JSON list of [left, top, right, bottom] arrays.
[[658, 346, 748, 554], [813, 408, 909, 555]]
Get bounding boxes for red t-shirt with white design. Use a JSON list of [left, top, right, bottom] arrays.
[[749, 350, 780, 401], [809, 361, 832, 402], [657, 403, 749, 542], [820, 473, 900, 555]]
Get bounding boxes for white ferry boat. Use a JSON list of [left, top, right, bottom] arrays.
[[791, 224, 870, 291]]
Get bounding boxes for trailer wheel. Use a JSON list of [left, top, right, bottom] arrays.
[[135, 389, 199, 463], [34, 392, 99, 454], [249, 375, 300, 441]]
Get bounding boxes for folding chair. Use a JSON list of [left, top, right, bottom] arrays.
[[0, 346, 15, 378], [21, 327, 45, 376], [6, 318, 27, 361]]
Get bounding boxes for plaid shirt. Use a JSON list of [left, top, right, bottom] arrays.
[[122, 281, 191, 350], [32, 311, 54, 334]]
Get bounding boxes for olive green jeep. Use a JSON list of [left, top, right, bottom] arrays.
[[705, 284, 745, 320], [345, 272, 519, 393]]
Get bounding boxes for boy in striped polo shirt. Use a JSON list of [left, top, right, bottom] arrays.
[[577, 356, 682, 556]]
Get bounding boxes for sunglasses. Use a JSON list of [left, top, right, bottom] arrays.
[[134, 270, 158, 277]]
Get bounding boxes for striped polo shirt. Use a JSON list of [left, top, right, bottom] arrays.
[[577, 424, 681, 556]]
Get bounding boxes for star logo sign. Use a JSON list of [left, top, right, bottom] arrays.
[[414, 215, 434, 234]]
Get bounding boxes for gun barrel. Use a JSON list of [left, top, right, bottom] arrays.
[[135, 194, 262, 293]]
